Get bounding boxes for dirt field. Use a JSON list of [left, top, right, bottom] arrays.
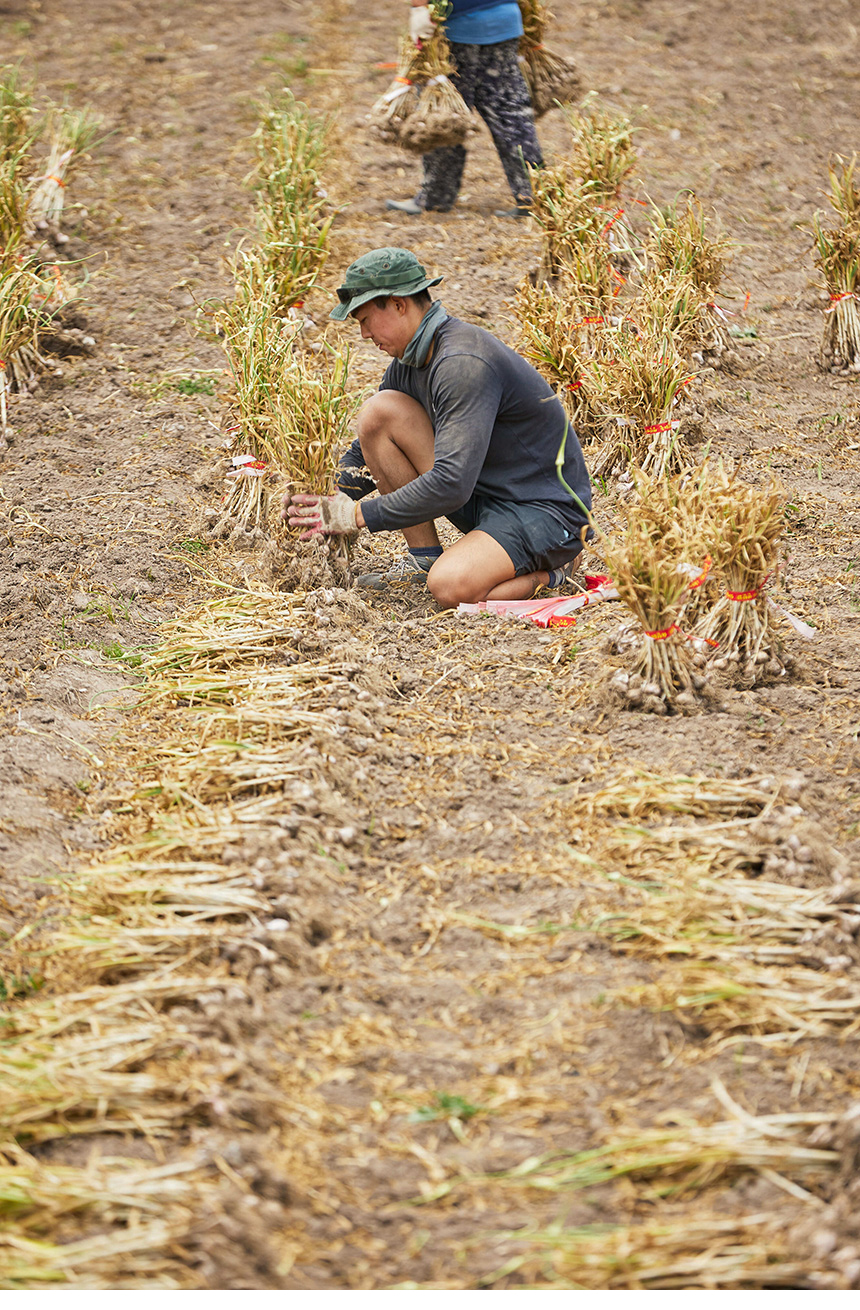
[[1, 0, 860, 1290]]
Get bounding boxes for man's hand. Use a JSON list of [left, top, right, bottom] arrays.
[[409, 4, 436, 43], [283, 491, 360, 540]]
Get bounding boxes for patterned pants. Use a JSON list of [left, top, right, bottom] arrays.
[[416, 38, 543, 212]]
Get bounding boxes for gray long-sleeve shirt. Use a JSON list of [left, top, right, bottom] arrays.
[[360, 316, 592, 535]]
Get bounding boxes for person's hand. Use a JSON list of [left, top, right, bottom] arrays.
[[283, 491, 360, 540], [409, 4, 436, 43]]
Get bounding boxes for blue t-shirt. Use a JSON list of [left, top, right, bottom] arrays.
[[445, 0, 523, 45]]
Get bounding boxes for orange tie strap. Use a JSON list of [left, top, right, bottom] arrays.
[[46, 174, 66, 187], [382, 78, 413, 103], [688, 555, 712, 591], [601, 207, 625, 238]]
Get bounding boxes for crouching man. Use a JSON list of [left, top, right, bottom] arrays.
[[283, 246, 593, 608]]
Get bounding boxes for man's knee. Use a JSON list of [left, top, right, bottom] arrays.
[[355, 392, 394, 456], [356, 390, 435, 479], [427, 556, 477, 608], [426, 564, 462, 609], [356, 390, 420, 446]]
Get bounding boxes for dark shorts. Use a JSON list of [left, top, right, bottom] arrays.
[[447, 493, 587, 577]]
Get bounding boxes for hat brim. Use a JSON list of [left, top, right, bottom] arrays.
[[329, 274, 443, 321]]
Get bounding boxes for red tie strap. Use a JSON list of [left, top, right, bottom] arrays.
[[727, 570, 771, 602]]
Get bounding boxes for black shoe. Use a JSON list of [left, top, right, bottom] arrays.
[[385, 197, 423, 216], [494, 204, 532, 219]]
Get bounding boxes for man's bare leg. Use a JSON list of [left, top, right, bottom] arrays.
[[427, 530, 556, 608], [356, 391, 439, 552]]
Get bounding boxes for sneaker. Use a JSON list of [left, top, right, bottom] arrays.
[[356, 554, 431, 590], [546, 562, 575, 589], [385, 197, 423, 216]]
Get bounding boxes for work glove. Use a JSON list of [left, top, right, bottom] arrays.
[[409, 4, 436, 43], [283, 490, 360, 540]]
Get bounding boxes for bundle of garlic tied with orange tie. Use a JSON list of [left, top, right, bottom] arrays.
[[369, 0, 474, 153], [516, 0, 581, 118]]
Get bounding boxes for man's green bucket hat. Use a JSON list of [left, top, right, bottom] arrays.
[[330, 247, 443, 321]]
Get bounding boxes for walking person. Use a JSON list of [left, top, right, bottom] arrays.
[[284, 247, 593, 607], [387, 0, 543, 218]]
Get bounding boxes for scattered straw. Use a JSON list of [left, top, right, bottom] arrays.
[[416, 1088, 839, 1206], [475, 1210, 809, 1289]]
